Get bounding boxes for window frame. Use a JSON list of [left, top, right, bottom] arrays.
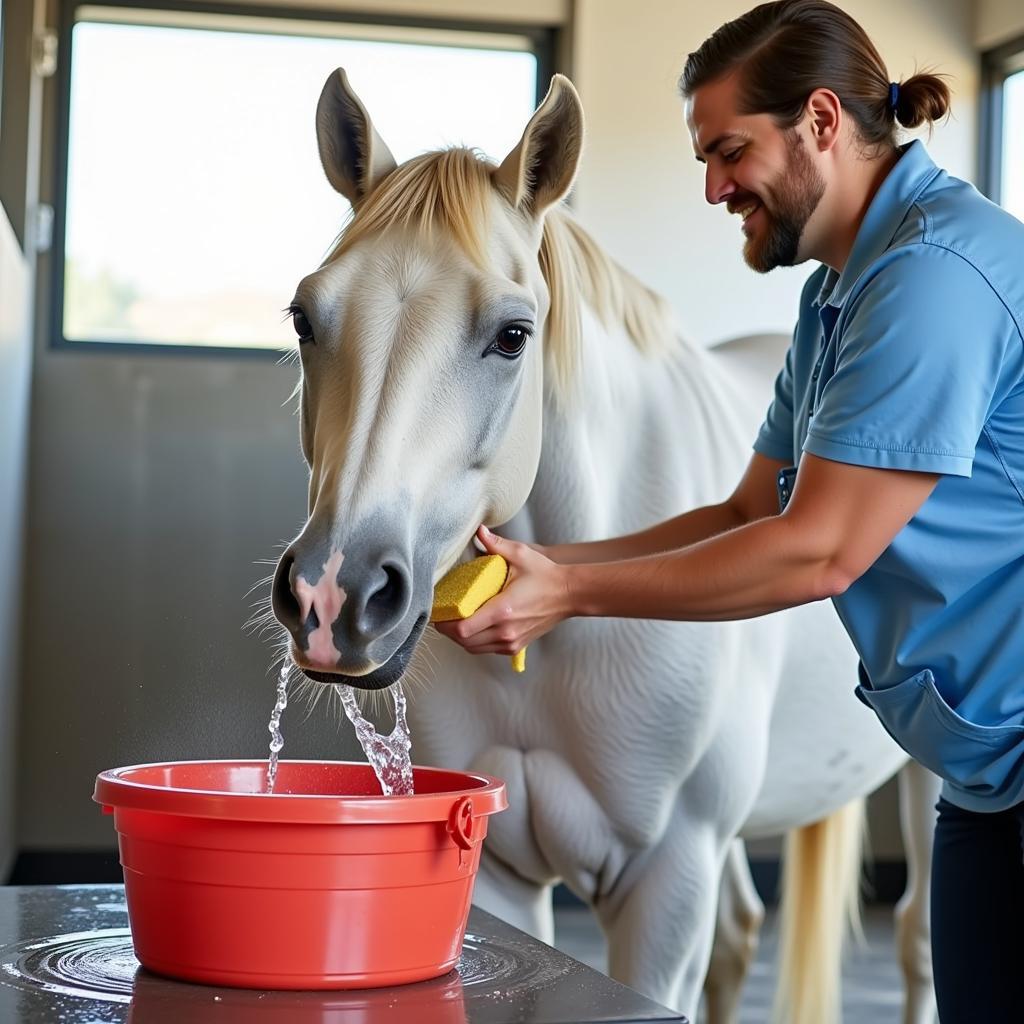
[[50, 0, 558, 359], [979, 32, 1024, 206]]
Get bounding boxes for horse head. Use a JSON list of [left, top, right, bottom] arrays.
[[271, 68, 584, 689]]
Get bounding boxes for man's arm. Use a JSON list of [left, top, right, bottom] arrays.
[[568, 454, 939, 620], [542, 452, 788, 564], [438, 454, 940, 658]]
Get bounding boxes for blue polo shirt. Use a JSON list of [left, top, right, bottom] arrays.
[[754, 140, 1024, 812]]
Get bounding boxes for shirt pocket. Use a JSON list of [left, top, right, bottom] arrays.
[[856, 668, 1024, 800]]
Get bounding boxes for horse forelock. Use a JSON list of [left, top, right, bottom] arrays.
[[326, 148, 494, 268], [323, 147, 676, 406]]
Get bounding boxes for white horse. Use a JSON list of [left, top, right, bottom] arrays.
[[269, 69, 940, 1024]]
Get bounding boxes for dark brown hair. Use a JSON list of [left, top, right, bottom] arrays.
[[679, 0, 951, 148]]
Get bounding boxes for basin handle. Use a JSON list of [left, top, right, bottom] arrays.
[[448, 796, 477, 850]]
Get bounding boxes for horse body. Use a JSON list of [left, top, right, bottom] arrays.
[[273, 70, 938, 1023], [409, 306, 909, 1010]]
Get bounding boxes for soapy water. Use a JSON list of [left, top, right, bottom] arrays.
[[266, 655, 413, 796]]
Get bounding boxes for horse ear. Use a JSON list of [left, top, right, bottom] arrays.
[[494, 74, 584, 217], [315, 68, 398, 206]]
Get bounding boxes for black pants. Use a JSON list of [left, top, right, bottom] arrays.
[[931, 795, 1024, 1023]]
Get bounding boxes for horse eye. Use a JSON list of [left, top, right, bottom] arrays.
[[488, 324, 531, 359], [290, 307, 314, 344]]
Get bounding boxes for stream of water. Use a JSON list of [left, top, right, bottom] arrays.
[[265, 659, 290, 792], [336, 682, 414, 796], [265, 656, 413, 796]]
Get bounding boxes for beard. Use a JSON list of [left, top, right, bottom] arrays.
[[742, 131, 825, 273]]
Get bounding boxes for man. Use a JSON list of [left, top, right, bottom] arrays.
[[438, 3, 1024, 1018]]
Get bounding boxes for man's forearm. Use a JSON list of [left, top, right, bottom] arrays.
[[566, 513, 843, 621], [542, 501, 747, 565]]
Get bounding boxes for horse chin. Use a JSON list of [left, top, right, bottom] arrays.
[[299, 614, 427, 691]]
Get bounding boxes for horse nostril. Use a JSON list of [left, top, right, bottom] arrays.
[[271, 552, 301, 631], [373, 565, 402, 607], [360, 562, 411, 636]]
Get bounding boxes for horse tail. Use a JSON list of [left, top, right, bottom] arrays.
[[774, 798, 866, 1024]]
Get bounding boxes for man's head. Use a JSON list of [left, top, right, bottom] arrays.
[[686, 72, 828, 272], [680, 0, 950, 272]]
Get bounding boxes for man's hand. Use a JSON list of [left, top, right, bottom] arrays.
[[433, 526, 573, 656]]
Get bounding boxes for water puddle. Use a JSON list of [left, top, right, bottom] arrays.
[[0, 928, 136, 1004], [0, 928, 567, 1003]]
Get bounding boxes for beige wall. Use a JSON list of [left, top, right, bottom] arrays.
[[571, 0, 977, 349], [975, 0, 1024, 49]]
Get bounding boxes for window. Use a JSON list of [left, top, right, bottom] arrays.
[[56, 5, 550, 352], [981, 35, 1024, 223]]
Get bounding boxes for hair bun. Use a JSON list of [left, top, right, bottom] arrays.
[[895, 71, 951, 128]]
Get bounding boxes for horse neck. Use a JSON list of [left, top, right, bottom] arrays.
[[519, 301, 758, 547]]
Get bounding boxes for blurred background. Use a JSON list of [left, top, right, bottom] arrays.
[[0, 0, 1021, 900]]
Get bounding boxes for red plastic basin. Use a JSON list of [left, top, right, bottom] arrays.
[[94, 760, 507, 990]]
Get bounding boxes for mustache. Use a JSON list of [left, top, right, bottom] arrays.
[[726, 192, 764, 215]]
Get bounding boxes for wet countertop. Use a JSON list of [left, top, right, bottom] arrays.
[[0, 885, 687, 1023]]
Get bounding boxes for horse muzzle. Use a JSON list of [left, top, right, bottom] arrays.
[[270, 526, 435, 689], [294, 613, 428, 691]]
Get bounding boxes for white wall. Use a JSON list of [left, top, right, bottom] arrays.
[[571, 0, 977, 348], [975, 0, 1024, 48], [0, 207, 33, 877]]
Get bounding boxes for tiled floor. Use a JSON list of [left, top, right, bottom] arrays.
[[553, 904, 909, 1022]]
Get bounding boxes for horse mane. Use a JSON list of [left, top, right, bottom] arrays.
[[326, 147, 676, 404]]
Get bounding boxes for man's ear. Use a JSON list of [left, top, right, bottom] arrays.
[[315, 68, 398, 206], [493, 74, 584, 217], [805, 87, 842, 152]]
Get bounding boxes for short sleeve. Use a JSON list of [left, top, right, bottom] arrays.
[[753, 340, 797, 463], [804, 245, 1015, 477]]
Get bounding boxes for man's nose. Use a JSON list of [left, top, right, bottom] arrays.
[[704, 164, 735, 206]]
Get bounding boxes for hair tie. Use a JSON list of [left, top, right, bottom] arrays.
[[888, 81, 900, 112]]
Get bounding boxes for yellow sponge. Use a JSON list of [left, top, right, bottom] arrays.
[[431, 555, 527, 673], [431, 555, 508, 621]]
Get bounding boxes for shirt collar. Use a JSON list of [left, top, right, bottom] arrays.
[[813, 139, 942, 310]]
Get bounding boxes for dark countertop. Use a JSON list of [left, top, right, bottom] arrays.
[[0, 885, 687, 1024]]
